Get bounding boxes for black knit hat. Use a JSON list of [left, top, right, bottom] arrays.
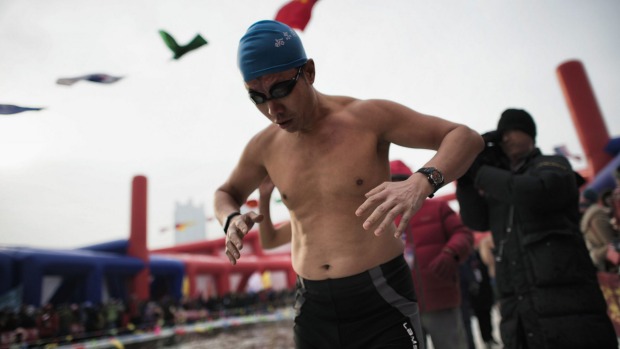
[[497, 108, 537, 140]]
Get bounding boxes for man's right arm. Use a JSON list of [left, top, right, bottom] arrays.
[[214, 135, 268, 264]]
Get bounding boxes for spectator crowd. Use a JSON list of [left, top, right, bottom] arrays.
[[0, 289, 294, 348]]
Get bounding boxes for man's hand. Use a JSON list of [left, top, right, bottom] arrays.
[[355, 175, 429, 238], [225, 212, 264, 265]]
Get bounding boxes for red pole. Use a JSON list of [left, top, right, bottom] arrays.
[[128, 175, 149, 301], [556, 60, 612, 175], [217, 272, 231, 296]]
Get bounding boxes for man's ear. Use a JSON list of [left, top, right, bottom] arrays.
[[304, 59, 316, 84]]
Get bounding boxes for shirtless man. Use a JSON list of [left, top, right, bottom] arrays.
[[214, 20, 484, 349]]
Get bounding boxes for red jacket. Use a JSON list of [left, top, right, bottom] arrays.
[[397, 200, 473, 312]]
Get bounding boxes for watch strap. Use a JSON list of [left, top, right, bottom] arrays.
[[416, 167, 444, 198], [223, 211, 241, 235]]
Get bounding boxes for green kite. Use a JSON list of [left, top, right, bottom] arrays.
[[159, 30, 208, 60]]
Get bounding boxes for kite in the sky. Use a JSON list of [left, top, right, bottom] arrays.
[[0, 104, 44, 115], [56, 74, 123, 86], [159, 30, 208, 60], [275, 0, 319, 31]]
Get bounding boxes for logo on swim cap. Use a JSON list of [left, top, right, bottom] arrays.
[[238, 20, 308, 82]]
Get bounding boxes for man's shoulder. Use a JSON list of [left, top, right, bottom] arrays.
[[328, 94, 358, 105], [342, 98, 405, 112], [245, 124, 281, 154], [252, 124, 281, 141], [335, 98, 417, 130], [321, 97, 385, 127], [326, 95, 371, 117]]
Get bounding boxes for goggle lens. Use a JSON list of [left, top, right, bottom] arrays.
[[248, 65, 304, 105]]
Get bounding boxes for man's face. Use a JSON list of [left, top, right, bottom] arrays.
[[499, 129, 534, 161], [245, 66, 306, 132]]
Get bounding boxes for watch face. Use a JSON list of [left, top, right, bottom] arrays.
[[416, 167, 444, 197], [430, 170, 443, 184]]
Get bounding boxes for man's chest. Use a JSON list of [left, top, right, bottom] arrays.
[[264, 130, 387, 209]]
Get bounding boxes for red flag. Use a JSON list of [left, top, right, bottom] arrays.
[[275, 0, 319, 31], [245, 199, 259, 208]]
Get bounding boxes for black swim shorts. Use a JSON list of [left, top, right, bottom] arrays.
[[294, 254, 424, 349]]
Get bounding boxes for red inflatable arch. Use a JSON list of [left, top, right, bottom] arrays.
[[151, 230, 295, 298]]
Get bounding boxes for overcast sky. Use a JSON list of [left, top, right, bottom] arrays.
[[1, 0, 618, 249]]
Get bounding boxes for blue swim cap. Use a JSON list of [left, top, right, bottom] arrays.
[[238, 20, 308, 82]]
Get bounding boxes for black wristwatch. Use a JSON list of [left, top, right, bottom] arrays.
[[223, 211, 241, 235], [416, 167, 444, 198]]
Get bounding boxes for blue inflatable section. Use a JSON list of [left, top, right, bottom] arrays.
[[150, 255, 185, 301], [80, 240, 186, 302], [1, 240, 186, 306], [604, 136, 620, 156], [0, 252, 14, 295], [79, 239, 129, 255], [586, 152, 620, 194], [0, 246, 144, 306]]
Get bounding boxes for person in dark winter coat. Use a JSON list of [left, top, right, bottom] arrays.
[[391, 160, 473, 349], [456, 108, 617, 349]]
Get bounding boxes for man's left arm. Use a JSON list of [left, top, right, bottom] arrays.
[[355, 100, 484, 237]]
